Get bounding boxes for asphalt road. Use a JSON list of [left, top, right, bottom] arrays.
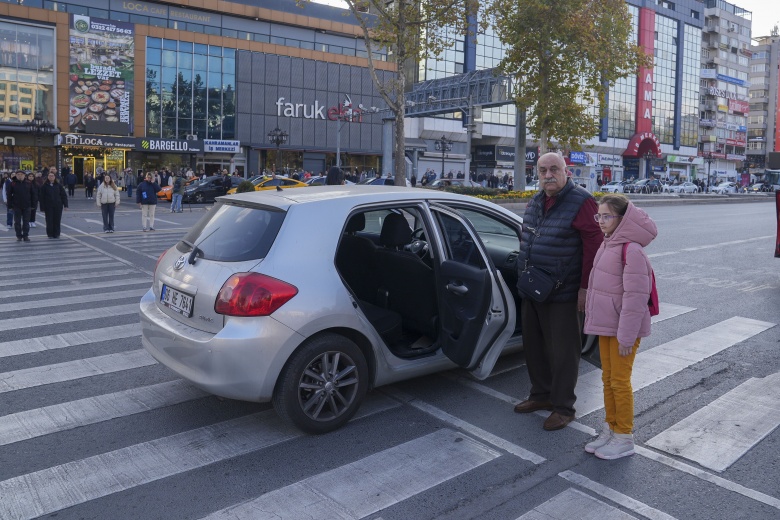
[[0, 196, 778, 520]]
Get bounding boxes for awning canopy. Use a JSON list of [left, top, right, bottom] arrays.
[[623, 132, 662, 158], [404, 138, 428, 151]]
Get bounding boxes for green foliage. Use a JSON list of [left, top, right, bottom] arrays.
[[488, 0, 650, 151], [235, 180, 254, 194]]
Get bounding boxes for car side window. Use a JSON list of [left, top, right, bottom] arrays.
[[436, 213, 485, 269]]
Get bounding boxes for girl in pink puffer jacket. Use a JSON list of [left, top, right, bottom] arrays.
[[583, 193, 657, 460]]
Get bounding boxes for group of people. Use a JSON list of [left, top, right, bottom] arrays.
[[514, 152, 657, 461], [2, 168, 69, 240]]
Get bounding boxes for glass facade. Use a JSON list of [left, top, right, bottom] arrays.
[[653, 14, 678, 143], [418, 26, 464, 80], [145, 37, 236, 140], [680, 24, 701, 147], [0, 20, 55, 122], [476, 25, 515, 126], [607, 5, 638, 140]]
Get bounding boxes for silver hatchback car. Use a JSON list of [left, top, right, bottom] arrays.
[[140, 186, 524, 433]]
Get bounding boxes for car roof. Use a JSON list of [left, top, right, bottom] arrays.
[[224, 185, 519, 217]]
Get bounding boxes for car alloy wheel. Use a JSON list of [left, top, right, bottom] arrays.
[[194, 192, 205, 203], [273, 333, 368, 434]]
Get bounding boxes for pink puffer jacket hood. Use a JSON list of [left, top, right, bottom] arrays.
[[583, 202, 657, 346]]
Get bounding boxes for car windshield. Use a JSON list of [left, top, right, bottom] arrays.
[[179, 201, 285, 262]]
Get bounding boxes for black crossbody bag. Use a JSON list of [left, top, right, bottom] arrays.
[[517, 225, 575, 303]]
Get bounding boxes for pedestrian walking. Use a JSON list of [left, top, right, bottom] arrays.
[[326, 166, 344, 185], [125, 168, 135, 197], [170, 172, 185, 213], [513, 152, 602, 430], [136, 172, 161, 231], [8, 170, 38, 242], [84, 173, 96, 200], [27, 172, 40, 228], [96, 174, 120, 233], [65, 169, 77, 197], [2, 172, 14, 228], [39, 171, 68, 239], [583, 193, 657, 459]]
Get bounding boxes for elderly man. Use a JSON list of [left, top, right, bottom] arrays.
[[8, 170, 38, 242], [514, 152, 602, 430]]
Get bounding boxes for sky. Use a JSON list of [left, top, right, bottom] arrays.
[[312, 0, 778, 40], [734, 0, 778, 39]]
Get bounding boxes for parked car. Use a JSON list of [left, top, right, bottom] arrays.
[[359, 176, 413, 187], [748, 182, 773, 193], [601, 181, 626, 193], [141, 187, 543, 433], [667, 182, 698, 194], [711, 181, 738, 194], [182, 176, 230, 203], [426, 178, 482, 189], [157, 177, 198, 201], [305, 176, 355, 186], [624, 179, 662, 193], [226, 175, 308, 194]]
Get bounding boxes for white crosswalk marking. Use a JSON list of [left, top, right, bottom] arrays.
[[649, 303, 695, 323], [0, 270, 138, 287], [199, 429, 500, 520], [0, 303, 138, 332], [0, 279, 150, 299], [0, 350, 156, 393], [0, 324, 140, 358], [0, 288, 147, 313], [574, 316, 776, 417], [558, 472, 678, 520], [0, 379, 206, 446], [0, 396, 400, 520], [646, 371, 780, 472], [516, 488, 639, 520]]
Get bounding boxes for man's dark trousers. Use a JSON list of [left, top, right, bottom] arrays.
[[521, 298, 582, 417], [13, 207, 30, 239]]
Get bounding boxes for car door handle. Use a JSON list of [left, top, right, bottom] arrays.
[[446, 283, 468, 295]]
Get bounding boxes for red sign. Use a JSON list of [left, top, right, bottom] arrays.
[[635, 8, 655, 134], [729, 99, 749, 114]]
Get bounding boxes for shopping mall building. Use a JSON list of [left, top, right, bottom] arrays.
[[0, 0, 393, 182]]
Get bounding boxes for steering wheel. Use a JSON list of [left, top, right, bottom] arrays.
[[408, 228, 429, 259], [412, 227, 425, 240]]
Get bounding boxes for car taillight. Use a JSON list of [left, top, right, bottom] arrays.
[[214, 273, 298, 317]]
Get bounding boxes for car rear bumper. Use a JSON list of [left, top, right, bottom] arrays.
[[139, 288, 305, 402]]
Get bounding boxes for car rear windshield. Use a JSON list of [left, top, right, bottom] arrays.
[[178, 201, 285, 262]]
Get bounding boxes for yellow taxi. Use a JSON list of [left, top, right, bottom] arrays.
[[226, 175, 308, 194], [157, 177, 198, 201]]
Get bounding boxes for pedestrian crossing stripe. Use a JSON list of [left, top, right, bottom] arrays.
[[0, 396, 400, 520], [0, 323, 139, 358], [0, 279, 150, 299], [0, 303, 139, 332], [0, 270, 138, 288], [516, 487, 643, 520], [199, 429, 499, 520], [0, 288, 147, 314]]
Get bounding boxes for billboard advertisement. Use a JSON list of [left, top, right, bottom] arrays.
[[68, 15, 134, 135]]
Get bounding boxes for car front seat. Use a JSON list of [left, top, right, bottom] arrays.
[[376, 213, 437, 338]]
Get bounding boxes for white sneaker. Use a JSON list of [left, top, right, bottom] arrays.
[[585, 422, 612, 454], [595, 433, 635, 460], [30, 222, 36, 228]]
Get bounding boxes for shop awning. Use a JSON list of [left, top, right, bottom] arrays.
[[404, 138, 428, 151], [623, 132, 661, 158]]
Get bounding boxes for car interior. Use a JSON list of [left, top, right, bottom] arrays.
[[335, 205, 523, 359]]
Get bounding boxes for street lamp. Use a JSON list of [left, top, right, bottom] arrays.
[[704, 152, 715, 193], [25, 113, 56, 170], [434, 135, 452, 178], [335, 95, 354, 170], [267, 127, 288, 174]]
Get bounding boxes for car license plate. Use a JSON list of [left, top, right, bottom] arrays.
[[160, 284, 194, 317]]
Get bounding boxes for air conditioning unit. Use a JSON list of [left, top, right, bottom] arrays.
[[186, 134, 197, 140]]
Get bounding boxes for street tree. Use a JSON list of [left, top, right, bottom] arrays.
[[488, 0, 649, 154], [300, 0, 478, 185]]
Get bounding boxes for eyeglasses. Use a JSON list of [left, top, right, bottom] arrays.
[[593, 214, 622, 223]]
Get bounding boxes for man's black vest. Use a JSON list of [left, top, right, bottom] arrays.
[[517, 180, 592, 303]]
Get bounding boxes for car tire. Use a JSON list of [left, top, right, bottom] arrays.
[[194, 192, 204, 203], [273, 333, 368, 434]]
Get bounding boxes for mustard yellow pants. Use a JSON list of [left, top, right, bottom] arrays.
[[599, 336, 641, 434]]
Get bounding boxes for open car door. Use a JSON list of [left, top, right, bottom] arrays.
[[429, 204, 516, 379]]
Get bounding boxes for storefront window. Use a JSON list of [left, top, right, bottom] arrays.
[[146, 38, 236, 140], [0, 20, 55, 123]]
